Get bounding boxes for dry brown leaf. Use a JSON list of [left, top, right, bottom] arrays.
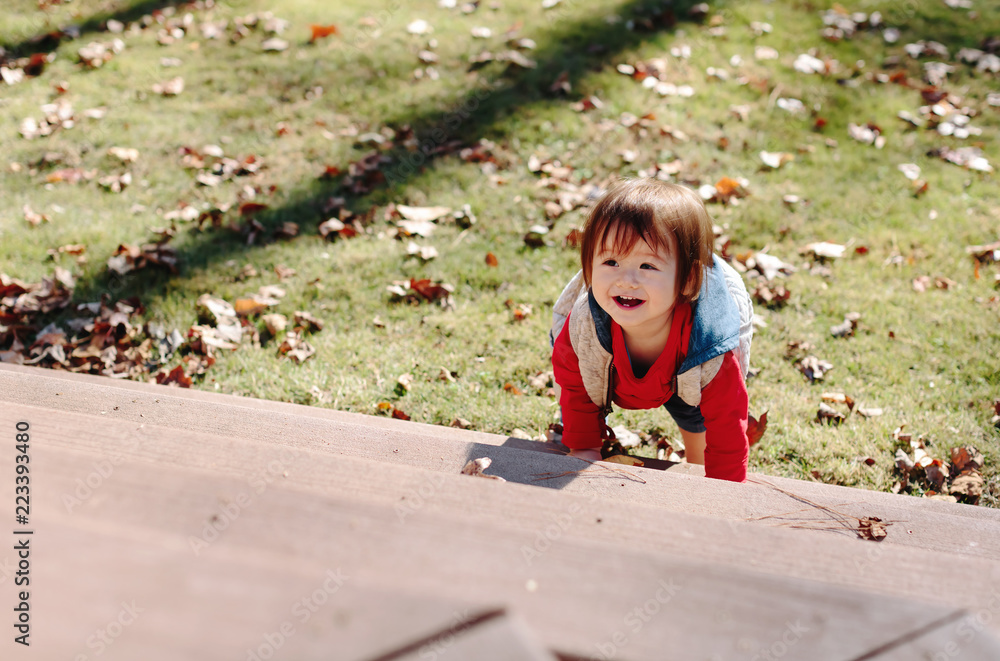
[[858, 516, 887, 541], [461, 457, 506, 481], [949, 470, 984, 502], [822, 392, 855, 411], [155, 365, 192, 388], [747, 411, 768, 447], [799, 355, 833, 382], [817, 403, 845, 424]]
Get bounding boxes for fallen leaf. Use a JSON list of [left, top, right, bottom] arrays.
[[753, 283, 791, 307], [277, 331, 315, 363], [800, 356, 834, 382], [949, 470, 984, 503], [924, 459, 949, 490], [802, 242, 847, 260], [747, 410, 768, 446], [512, 303, 532, 321], [262, 38, 289, 52], [406, 241, 438, 261], [951, 446, 984, 472], [309, 25, 339, 43], [760, 151, 794, 169], [858, 516, 887, 541], [524, 225, 549, 248], [485, 252, 498, 267], [152, 76, 185, 96], [406, 19, 432, 35], [461, 457, 505, 481], [293, 311, 324, 332], [605, 455, 644, 466], [262, 313, 287, 335], [822, 392, 855, 411], [396, 219, 436, 237], [830, 312, 860, 338], [98, 172, 132, 193], [23, 205, 50, 227], [234, 298, 267, 317], [156, 365, 192, 388], [503, 382, 523, 396]]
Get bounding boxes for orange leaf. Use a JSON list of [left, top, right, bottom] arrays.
[[714, 177, 741, 197], [485, 252, 498, 267], [503, 382, 523, 396], [310, 24, 339, 42], [234, 298, 266, 316], [747, 410, 768, 447], [391, 407, 410, 421], [377, 401, 393, 411]]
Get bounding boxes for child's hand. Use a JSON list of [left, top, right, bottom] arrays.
[[568, 448, 603, 462]]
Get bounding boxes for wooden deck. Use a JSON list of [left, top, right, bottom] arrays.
[[2, 362, 999, 660]]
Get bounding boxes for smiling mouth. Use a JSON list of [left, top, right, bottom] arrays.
[[614, 296, 645, 309]]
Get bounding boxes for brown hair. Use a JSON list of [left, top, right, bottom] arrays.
[[580, 179, 714, 306]]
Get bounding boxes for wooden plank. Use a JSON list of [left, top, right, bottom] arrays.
[[8, 419, 990, 660], [3, 365, 999, 565], [8, 398, 1000, 627], [4, 516, 489, 661]]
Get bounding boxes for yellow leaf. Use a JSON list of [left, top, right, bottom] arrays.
[[604, 455, 644, 466]]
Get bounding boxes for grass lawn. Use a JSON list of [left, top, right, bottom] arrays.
[[2, 0, 999, 505]]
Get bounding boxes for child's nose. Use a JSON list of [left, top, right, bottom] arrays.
[[618, 269, 640, 287]]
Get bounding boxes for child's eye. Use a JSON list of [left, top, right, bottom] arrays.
[[640, 263, 658, 270], [603, 259, 618, 267]]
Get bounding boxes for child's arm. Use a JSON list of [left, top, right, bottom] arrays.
[[551, 316, 606, 453], [697, 351, 750, 482]]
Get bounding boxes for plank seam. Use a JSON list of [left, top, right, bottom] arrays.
[[362, 607, 508, 661], [848, 609, 968, 661]]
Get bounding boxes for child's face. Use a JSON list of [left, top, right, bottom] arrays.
[[590, 225, 682, 337]]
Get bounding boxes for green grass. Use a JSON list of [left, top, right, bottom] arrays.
[[2, 0, 999, 504]]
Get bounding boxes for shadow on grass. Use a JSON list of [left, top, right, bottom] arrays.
[[3, 0, 189, 56], [70, 0, 709, 304]]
